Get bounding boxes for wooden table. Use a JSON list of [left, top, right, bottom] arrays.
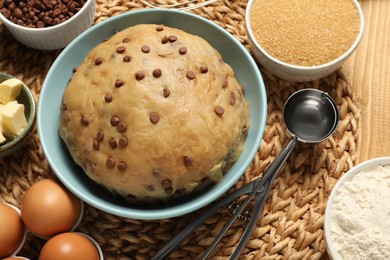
[[322, 2, 389, 258], [342, 0, 390, 163]]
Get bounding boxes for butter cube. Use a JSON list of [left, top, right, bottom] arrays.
[[0, 78, 23, 104], [0, 117, 6, 144], [1, 101, 27, 137]]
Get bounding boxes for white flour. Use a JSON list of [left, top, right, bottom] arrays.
[[330, 165, 390, 260]]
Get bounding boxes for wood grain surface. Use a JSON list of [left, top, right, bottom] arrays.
[[341, 0, 390, 163], [322, 1, 389, 258]]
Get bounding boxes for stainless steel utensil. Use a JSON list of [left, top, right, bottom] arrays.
[[152, 88, 339, 260]]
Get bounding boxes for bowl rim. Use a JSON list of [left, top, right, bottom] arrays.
[[0, 0, 94, 33], [245, 0, 365, 70], [324, 156, 390, 259], [37, 8, 267, 219], [0, 73, 36, 154]]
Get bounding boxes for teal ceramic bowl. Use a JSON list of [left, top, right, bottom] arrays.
[[37, 9, 267, 220], [0, 73, 36, 158]]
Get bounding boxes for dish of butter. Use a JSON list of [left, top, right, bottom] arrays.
[[0, 78, 27, 144]]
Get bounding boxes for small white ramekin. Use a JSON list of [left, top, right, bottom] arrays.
[[0, 0, 95, 50], [245, 0, 364, 82]]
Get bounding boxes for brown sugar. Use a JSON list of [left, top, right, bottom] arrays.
[[250, 0, 360, 66]]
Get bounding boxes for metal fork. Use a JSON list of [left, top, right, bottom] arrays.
[[140, 0, 218, 11]]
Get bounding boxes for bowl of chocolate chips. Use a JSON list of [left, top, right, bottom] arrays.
[[0, 0, 95, 50]]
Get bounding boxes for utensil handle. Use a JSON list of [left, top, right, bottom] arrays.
[[230, 136, 298, 259], [151, 182, 253, 260], [201, 137, 297, 259], [230, 179, 271, 259]]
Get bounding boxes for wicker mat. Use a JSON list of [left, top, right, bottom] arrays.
[[0, 0, 360, 259]]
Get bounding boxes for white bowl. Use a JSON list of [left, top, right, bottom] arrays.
[[245, 0, 365, 82], [324, 157, 390, 260], [0, 0, 95, 50]]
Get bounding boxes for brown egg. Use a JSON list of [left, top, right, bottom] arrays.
[[0, 202, 25, 258], [21, 179, 83, 238], [39, 232, 100, 260]]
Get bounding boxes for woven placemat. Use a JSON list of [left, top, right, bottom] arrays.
[[0, 0, 360, 259]]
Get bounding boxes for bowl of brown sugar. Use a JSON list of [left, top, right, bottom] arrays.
[[245, 0, 364, 82], [0, 0, 95, 50]]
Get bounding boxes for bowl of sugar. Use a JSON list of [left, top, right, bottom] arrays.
[[245, 0, 364, 82], [324, 157, 390, 260]]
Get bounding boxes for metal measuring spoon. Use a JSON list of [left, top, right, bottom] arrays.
[[152, 88, 338, 260]]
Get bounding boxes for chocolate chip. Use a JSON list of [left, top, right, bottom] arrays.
[[242, 126, 248, 134], [123, 55, 131, 62], [168, 35, 177, 42], [115, 79, 124, 88], [202, 177, 213, 186], [109, 138, 117, 149], [117, 122, 127, 132], [186, 71, 196, 80], [229, 92, 236, 105], [72, 67, 78, 73], [215, 106, 224, 116], [106, 157, 115, 168], [222, 78, 228, 88], [97, 130, 104, 142], [174, 188, 186, 195], [161, 36, 168, 44], [161, 179, 172, 189], [95, 57, 103, 65], [179, 47, 187, 55], [150, 112, 160, 124], [110, 116, 120, 126], [80, 116, 89, 126], [200, 66, 208, 73], [162, 88, 170, 98], [152, 169, 160, 178], [117, 161, 127, 171], [153, 69, 162, 78], [104, 94, 113, 103], [127, 194, 136, 200], [116, 46, 126, 53], [156, 26, 164, 31], [146, 185, 155, 191], [141, 45, 150, 53], [119, 137, 128, 148], [183, 156, 192, 168], [53, 8, 61, 16], [93, 140, 99, 150], [122, 37, 131, 43], [135, 71, 145, 80]]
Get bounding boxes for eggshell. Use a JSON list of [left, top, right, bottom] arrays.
[[0, 202, 25, 258], [39, 232, 100, 260], [21, 179, 83, 238]]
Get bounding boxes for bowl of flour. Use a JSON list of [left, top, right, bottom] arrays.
[[324, 157, 390, 259]]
